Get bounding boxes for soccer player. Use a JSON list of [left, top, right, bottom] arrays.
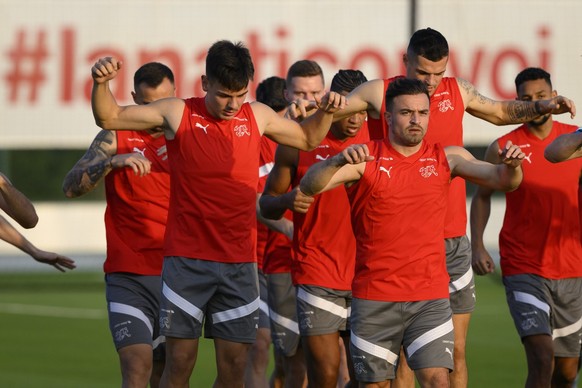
[[90, 40, 344, 388], [330, 28, 575, 388], [300, 78, 525, 387], [471, 67, 582, 387], [63, 62, 175, 388], [0, 172, 75, 272], [261, 60, 328, 388], [260, 69, 369, 388]]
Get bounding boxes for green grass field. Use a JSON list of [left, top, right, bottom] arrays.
[[0, 270, 530, 387]]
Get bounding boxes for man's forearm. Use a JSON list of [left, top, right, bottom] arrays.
[[300, 156, 344, 196], [545, 132, 582, 162], [299, 110, 334, 151], [91, 82, 120, 129], [62, 158, 113, 198]]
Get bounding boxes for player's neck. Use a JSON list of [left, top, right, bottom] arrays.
[[391, 140, 423, 157], [526, 118, 554, 140]]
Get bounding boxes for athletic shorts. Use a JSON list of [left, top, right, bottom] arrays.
[[258, 270, 270, 329], [296, 284, 351, 336], [350, 298, 454, 383], [446, 235, 476, 314], [503, 273, 582, 357], [267, 272, 300, 357], [159, 257, 259, 343], [105, 273, 165, 360]]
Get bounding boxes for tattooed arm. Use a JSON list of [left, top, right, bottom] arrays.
[[457, 77, 575, 125], [62, 130, 118, 198]]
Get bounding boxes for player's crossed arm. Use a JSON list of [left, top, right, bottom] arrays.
[[300, 144, 373, 196]]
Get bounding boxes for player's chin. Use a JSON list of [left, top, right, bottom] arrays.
[[221, 110, 238, 120]]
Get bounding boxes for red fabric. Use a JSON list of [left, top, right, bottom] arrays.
[[368, 76, 466, 238], [498, 122, 582, 279], [164, 97, 261, 263], [290, 126, 369, 289], [104, 131, 170, 275], [346, 140, 450, 302]]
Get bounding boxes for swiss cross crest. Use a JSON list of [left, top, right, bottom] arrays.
[[438, 99, 454, 112], [234, 124, 250, 137], [419, 165, 438, 178]]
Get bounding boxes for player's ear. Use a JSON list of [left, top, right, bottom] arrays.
[[551, 90, 557, 98], [201, 75, 209, 92]]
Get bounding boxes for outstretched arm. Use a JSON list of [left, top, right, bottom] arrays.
[[458, 77, 576, 125], [0, 215, 76, 272], [469, 141, 501, 275], [447, 141, 524, 192], [0, 173, 38, 229], [333, 79, 385, 121], [300, 144, 372, 196], [62, 130, 154, 198], [257, 92, 346, 151], [544, 129, 582, 162]]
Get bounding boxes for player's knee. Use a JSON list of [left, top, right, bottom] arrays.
[[307, 359, 338, 384], [119, 347, 153, 384]]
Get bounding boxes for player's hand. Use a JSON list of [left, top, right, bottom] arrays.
[[316, 92, 346, 114], [539, 95, 576, 119], [336, 144, 374, 165], [471, 246, 495, 275], [285, 186, 315, 214], [498, 141, 525, 168], [32, 250, 76, 272], [285, 99, 318, 121], [112, 153, 153, 177], [91, 57, 123, 84]]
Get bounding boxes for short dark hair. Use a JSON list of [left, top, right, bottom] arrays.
[[206, 40, 255, 91], [330, 69, 368, 94], [515, 67, 552, 91], [256, 76, 287, 112], [407, 28, 449, 62], [286, 60, 324, 86], [385, 78, 430, 111], [133, 62, 174, 90]]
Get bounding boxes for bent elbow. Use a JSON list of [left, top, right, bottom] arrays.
[[21, 215, 39, 229], [543, 149, 563, 163]]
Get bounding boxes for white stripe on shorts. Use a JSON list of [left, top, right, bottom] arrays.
[[259, 299, 270, 317], [513, 291, 550, 316], [351, 332, 398, 365], [297, 287, 348, 318], [109, 302, 153, 335], [269, 308, 300, 334], [407, 318, 454, 358], [212, 297, 260, 324], [162, 282, 204, 323], [152, 335, 166, 350], [259, 162, 274, 178], [449, 267, 473, 293], [553, 316, 582, 340]]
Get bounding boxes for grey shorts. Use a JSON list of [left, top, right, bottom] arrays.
[[105, 273, 165, 360], [267, 272, 300, 357], [446, 235, 476, 314], [503, 273, 582, 357], [159, 257, 259, 343], [350, 298, 454, 383], [296, 284, 351, 336], [258, 270, 270, 329]]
